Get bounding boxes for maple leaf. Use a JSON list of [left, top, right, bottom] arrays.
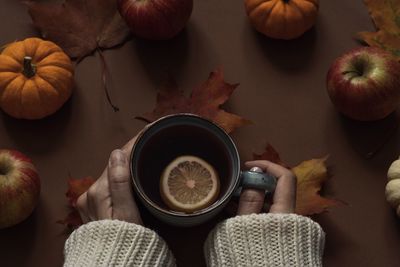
[[292, 157, 342, 215], [357, 0, 400, 58], [137, 69, 252, 134], [58, 176, 95, 230], [66, 176, 95, 207], [253, 145, 341, 215], [253, 144, 289, 168], [56, 210, 84, 230], [25, 0, 131, 59]]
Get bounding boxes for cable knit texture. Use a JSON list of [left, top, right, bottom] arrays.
[[64, 220, 175, 267], [204, 213, 325, 267]]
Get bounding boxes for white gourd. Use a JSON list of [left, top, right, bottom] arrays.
[[386, 158, 400, 216]]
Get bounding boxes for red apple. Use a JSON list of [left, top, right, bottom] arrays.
[[327, 47, 400, 121], [118, 0, 193, 40], [0, 150, 40, 229]]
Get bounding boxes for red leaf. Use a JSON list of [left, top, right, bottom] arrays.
[[66, 176, 95, 207], [56, 210, 83, 230], [26, 0, 131, 59], [58, 176, 95, 230], [253, 144, 289, 168], [137, 69, 252, 134]]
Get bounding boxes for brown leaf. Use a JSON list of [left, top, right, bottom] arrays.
[[292, 157, 342, 215], [137, 69, 252, 133], [58, 176, 95, 230], [253, 143, 289, 168], [26, 0, 131, 59], [357, 0, 400, 57]]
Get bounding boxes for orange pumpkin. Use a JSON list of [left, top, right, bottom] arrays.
[[244, 0, 319, 40], [0, 37, 74, 119]]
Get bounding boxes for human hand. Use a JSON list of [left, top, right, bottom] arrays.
[[77, 136, 142, 225], [237, 160, 296, 215]]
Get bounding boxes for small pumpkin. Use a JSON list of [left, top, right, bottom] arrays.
[[244, 0, 319, 40], [0, 37, 74, 119], [386, 158, 400, 216]]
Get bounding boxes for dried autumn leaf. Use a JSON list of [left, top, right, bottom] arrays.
[[253, 145, 341, 215], [56, 210, 84, 230], [26, 0, 131, 59], [66, 176, 95, 207], [357, 0, 400, 57], [58, 176, 95, 230], [292, 157, 342, 215], [137, 69, 251, 133], [253, 143, 289, 168]]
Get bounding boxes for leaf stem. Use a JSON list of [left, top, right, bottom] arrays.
[[97, 48, 119, 112], [365, 120, 399, 159]]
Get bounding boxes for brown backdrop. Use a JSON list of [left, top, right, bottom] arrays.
[[1, 0, 400, 266]]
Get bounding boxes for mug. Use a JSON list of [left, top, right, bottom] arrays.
[[130, 114, 277, 227]]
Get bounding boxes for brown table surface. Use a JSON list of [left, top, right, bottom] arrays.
[[1, 0, 400, 266]]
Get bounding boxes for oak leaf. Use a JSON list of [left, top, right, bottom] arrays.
[[253, 145, 341, 215], [57, 176, 95, 230], [26, 0, 131, 59], [358, 0, 400, 58], [137, 69, 251, 134]]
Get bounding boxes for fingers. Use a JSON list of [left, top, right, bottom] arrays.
[[270, 172, 296, 213], [108, 149, 142, 225], [88, 178, 112, 220], [76, 131, 145, 225], [245, 160, 297, 214], [245, 160, 292, 179], [76, 175, 111, 221], [237, 188, 265, 215], [76, 192, 89, 223]]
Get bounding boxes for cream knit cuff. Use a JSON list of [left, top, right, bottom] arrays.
[[205, 213, 325, 267], [64, 220, 175, 267]]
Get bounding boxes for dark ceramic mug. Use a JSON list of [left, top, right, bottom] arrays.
[[130, 114, 276, 226]]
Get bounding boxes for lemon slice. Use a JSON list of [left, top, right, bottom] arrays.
[[160, 155, 220, 213]]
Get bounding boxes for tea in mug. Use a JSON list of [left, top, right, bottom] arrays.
[[160, 155, 220, 213], [136, 124, 232, 212]]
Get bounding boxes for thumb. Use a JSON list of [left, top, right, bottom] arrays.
[[108, 149, 142, 224]]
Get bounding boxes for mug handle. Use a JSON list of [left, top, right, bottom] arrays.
[[234, 167, 277, 197]]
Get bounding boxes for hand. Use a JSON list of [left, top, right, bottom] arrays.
[[237, 160, 296, 215], [76, 136, 143, 225]]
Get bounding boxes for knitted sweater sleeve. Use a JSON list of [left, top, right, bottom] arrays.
[[204, 213, 325, 267], [63, 220, 175, 267]]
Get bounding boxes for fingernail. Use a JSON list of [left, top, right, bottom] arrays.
[[109, 150, 126, 167]]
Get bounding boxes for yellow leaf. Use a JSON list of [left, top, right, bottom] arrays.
[[293, 156, 341, 215], [357, 0, 400, 58]]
